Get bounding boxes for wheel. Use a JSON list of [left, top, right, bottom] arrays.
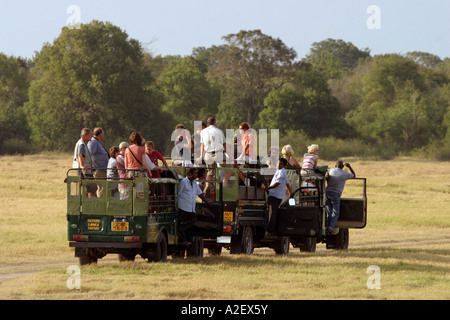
[[230, 235, 242, 254], [76, 248, 97, 265], [326, 228, 349, 250], [207, 245, 222, 256], [148, 233, 168, 262], [241, 226, 254, 255], [79, 255, 97, 266], [187, 236, 204, 258], [118, 254, 136, 262], [274, 236, 290, 255], [299, 237, 317, 252], [171, 247, 186, 259], [335, 228, 349, 250]]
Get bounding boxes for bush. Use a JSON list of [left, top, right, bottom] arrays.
[[1, 138, 33, 155], [279, 130, 396, 161]]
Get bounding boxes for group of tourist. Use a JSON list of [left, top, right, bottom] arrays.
[[72, 117, 356, 240], [73, 128, 170, 179], [265, 143, 356, 236]]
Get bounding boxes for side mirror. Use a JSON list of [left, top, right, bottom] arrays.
[[288, 198, 295, 206]]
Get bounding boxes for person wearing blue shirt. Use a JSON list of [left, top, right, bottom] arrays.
[[88, 127, 109, 170], [266, 158, 293, 235], [178, 168, 210, 245], [326, 161, 356, 235], [88, 127, 110, 198]]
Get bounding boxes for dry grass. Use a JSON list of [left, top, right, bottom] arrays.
[[0, 153, 449, 300]]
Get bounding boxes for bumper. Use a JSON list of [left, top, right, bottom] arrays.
[[69, 241, 142, 249]]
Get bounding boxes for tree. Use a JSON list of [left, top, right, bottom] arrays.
[[208, 30, 298, 128], [258, 66, 346, 138], [345, 54, 439, 152], [0, 54, 30, 153], [303, 38, 371, 79], [157, 56, 219, 127], [405, 51, 442, 69], [24, 20, 166, 151]]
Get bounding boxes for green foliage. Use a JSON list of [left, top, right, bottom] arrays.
[[257, 67, 348, 138], [280, 130, 384, 161], [157, 56, 219, 127], [345, 54, 449, 154], [208, 30, 298, 128], [0, 24, 448, 159], [406, 51, 442, 69], [303, 38, 371, 79], [24, 20, 165, 151], [0, 54, 31, 153]]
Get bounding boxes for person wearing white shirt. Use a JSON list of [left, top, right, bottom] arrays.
[[265, 158, 293, 235], [177, 168, 210, 245], [197, 116, 227, 197]]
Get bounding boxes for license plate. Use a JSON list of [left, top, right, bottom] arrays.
[[111, 221, 129, 232], [223, 211, 233, 222], [217, 236, 231, 244]]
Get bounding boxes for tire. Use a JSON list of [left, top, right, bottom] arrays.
[[118, 254, 136, 262], [274, 236, 290, 255], [187, 236, 204, 258], [171, 247, 186, 259], [241, 226, 254, 255], [299, 237, 317, 252], [326, 228, 349, 250], [335, 228, 349, 250], [148, 233, 168, 262], [207, 245, 222, 256], [230, 235, 242, 254], [77, 248, 97, 265], [79, 255, 97, 266]]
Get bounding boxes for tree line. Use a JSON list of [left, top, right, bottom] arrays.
[[1, 20, 449, 160]]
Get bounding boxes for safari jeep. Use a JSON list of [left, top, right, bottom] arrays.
[[203, 166, 367, 254], [202, 167, 291, 255], [65, 169, 223, 265]]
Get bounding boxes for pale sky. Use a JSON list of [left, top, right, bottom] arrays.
[[0, 0, 449, 60]]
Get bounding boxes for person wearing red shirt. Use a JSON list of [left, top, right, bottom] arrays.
[[145, 141, 170, 178]]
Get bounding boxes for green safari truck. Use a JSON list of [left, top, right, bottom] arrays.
[[204, 167, 292, 255], [204, 166, 367, 254], [65, 169, 223, 265]]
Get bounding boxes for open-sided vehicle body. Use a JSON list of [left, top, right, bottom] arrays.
[[203, 165, 367, 254], [203, 167, 291, 255], [66, 169, 223, 265], [277, 169, 367, 251]]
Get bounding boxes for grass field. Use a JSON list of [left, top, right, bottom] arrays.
[[0, 153, 449, 300]]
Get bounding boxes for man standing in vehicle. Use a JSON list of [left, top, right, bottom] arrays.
[[326, 161, 356, 235], [73, 128, 93, 177], [197, 117, 227, 197], [88, 127, 110, 198], [178, 168, 210, 245], [266, 158, 293, 235]]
